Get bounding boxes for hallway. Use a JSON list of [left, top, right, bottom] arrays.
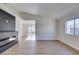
[[1, 38, 79, 55]]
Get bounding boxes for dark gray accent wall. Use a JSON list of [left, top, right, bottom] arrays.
[[0, 9, 15, 32]]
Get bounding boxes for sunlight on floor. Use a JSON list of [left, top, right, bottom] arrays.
[[25, 34, 36, 40]]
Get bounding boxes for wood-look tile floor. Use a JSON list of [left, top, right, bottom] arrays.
[[1, 40, 79, 55]]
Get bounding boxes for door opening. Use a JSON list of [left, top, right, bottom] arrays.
[[26, 20, 36, 41]]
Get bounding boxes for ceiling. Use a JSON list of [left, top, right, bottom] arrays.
[[4, 3, 79, 19]]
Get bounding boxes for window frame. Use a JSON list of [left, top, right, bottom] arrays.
[[74, 17, 79, 36]]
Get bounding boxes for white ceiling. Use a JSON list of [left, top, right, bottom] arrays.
[[4, 3, 79, 19]]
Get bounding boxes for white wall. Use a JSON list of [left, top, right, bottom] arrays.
[[58, 10, 79, 51], [15, 17, 23, 40], [22, 23, 28, 37], [36, 17, 57, 40]]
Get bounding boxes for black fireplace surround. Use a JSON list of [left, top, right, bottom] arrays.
[[0, 9, 18, 53]]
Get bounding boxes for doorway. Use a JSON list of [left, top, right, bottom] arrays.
[[25, 20, 36, 41]]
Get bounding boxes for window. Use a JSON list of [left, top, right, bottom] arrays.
[[65, 20, 74, 35], [65, 18, 79, 36]]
